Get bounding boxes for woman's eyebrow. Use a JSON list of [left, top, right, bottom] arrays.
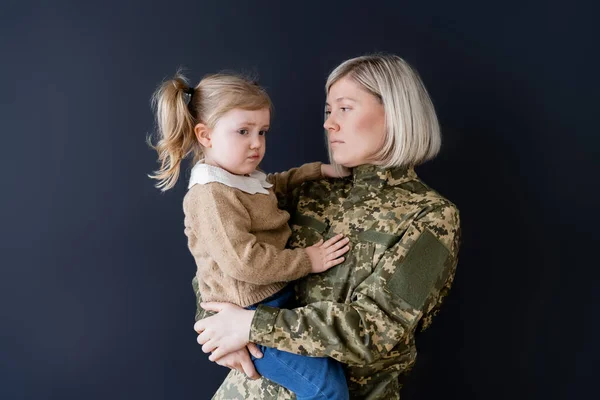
[[325, 97, 357, 106]]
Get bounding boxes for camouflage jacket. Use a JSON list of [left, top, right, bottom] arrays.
[[193, 164, 461, 399]]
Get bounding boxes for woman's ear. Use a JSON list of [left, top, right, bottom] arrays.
[[194, 123, 211, 148]]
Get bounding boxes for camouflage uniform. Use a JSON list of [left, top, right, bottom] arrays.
[[192, 164, 461, 399]]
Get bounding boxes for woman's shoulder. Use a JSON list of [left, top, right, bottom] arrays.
[[378, 176, 460, 242], [390, 176, 458, 212], [296, 177, 352, 205]]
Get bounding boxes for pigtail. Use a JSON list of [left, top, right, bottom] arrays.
[[147, 70, 199, 191]]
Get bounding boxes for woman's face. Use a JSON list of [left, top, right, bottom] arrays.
[[324, 77, 386, 168]]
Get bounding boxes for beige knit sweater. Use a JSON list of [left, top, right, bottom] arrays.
[[183, 162, 323, 307]]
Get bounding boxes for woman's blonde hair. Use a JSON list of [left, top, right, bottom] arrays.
[[147, 71, 272, 191], [325, 54, 441, 168]]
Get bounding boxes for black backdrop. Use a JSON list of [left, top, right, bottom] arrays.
[[2, 1, 599, 399]]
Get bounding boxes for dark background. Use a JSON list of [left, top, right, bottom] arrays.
[[1, 1, 598, 399]]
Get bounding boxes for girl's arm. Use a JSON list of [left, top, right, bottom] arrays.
[[185, 184, 348, 287], [266, 162, 349, 213], [185, 184, 312, 285], [265, 162, 323, 198]]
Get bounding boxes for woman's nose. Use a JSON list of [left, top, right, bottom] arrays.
[[324, 115, 339, 132]]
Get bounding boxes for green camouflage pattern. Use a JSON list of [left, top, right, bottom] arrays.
[[193, 164, 461, 399]]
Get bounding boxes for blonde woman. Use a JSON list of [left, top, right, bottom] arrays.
[[149, 73, 352, 399], [193, 54, 461, 399]]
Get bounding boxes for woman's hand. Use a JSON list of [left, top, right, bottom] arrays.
[[321, 164, 351, 178], [213, 344, 263, 380], [194, 302, 256, 361]]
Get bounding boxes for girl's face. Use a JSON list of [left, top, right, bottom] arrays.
[[324, 77, 386, 168], [200, 108, 269, 175]]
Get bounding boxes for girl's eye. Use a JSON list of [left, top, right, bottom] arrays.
[[259, 130, 268, 136], [324, 110, 331, 116], [340, 107, 350, 112], [238, 129, 248, 135]]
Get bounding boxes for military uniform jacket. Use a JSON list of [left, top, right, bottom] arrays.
[[193, 164, 461, 399]]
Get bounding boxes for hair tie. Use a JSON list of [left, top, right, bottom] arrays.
[[183, 86, 195, 106]]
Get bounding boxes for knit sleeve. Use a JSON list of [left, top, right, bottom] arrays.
[[266, 162, 323, 198], [184, 185, 313, 285]]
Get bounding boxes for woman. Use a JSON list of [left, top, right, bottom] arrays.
[[193, 54, 461, 399]]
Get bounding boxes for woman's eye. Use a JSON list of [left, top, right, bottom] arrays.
[[324, 110, 331, 116], [340, 107, 350, 112], [259, 130, 268, 136], [238, 129, 248, 135]]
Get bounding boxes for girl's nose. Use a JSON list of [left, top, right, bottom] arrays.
[[250, 136, 261, 149]]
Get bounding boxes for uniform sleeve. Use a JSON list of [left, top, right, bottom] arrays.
[[249, 203, 460, 366], [266, 162, 323, 200], [184, 186, 313, 287], [192, 275, 207, 321]]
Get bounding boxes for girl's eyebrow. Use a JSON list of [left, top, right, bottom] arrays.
[[238, 121, 270, 129]]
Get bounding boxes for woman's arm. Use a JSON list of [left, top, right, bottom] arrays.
[[196, 203, 460, 366], [249, 204, 460, 366]]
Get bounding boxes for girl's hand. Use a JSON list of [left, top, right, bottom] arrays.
[[194, 302, 256, 361], [213, 344, 263, 380], [321, 164, 351, 178], [305, 234, 350, 273]]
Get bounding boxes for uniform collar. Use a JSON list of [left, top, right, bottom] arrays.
[[352, 164, 417, 188], [188, 163, 273, 195]]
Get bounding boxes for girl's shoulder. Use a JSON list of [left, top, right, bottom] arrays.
[[183, 182, 243, 210]]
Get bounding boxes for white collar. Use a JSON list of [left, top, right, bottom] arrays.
[[188, 163, 273, 195]]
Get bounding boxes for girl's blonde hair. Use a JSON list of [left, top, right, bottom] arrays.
[[147, 71, 272, 191], [325, 54, 441, 168]]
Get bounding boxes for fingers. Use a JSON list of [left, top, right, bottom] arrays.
[[208, 346, 228, 362], [325, 236, 350, 252], [215, 355, 238, 372], [202, 339, 218, 354], [193, 320, 205, 333], [247, 343, 263, 359], [321, 233, 345, 249], [324, 257, 345, 269], [241, 356, 260, 380], [326, 245, 350, 261], [200, 302, 226, 312], [197, 329, 212, 345]]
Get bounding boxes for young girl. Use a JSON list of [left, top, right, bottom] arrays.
[[148, 71, 351, 400]]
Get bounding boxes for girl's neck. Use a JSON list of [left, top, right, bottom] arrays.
[[203, 158, 250, 177]]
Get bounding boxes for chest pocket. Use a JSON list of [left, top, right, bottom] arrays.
[[357, 229, 402, 267], [288, 213, 329, 248]]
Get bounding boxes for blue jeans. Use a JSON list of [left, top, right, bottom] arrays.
[[246, 286, 349, 400]]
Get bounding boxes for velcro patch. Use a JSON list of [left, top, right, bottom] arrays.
[[387, 229, 449, 310]]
